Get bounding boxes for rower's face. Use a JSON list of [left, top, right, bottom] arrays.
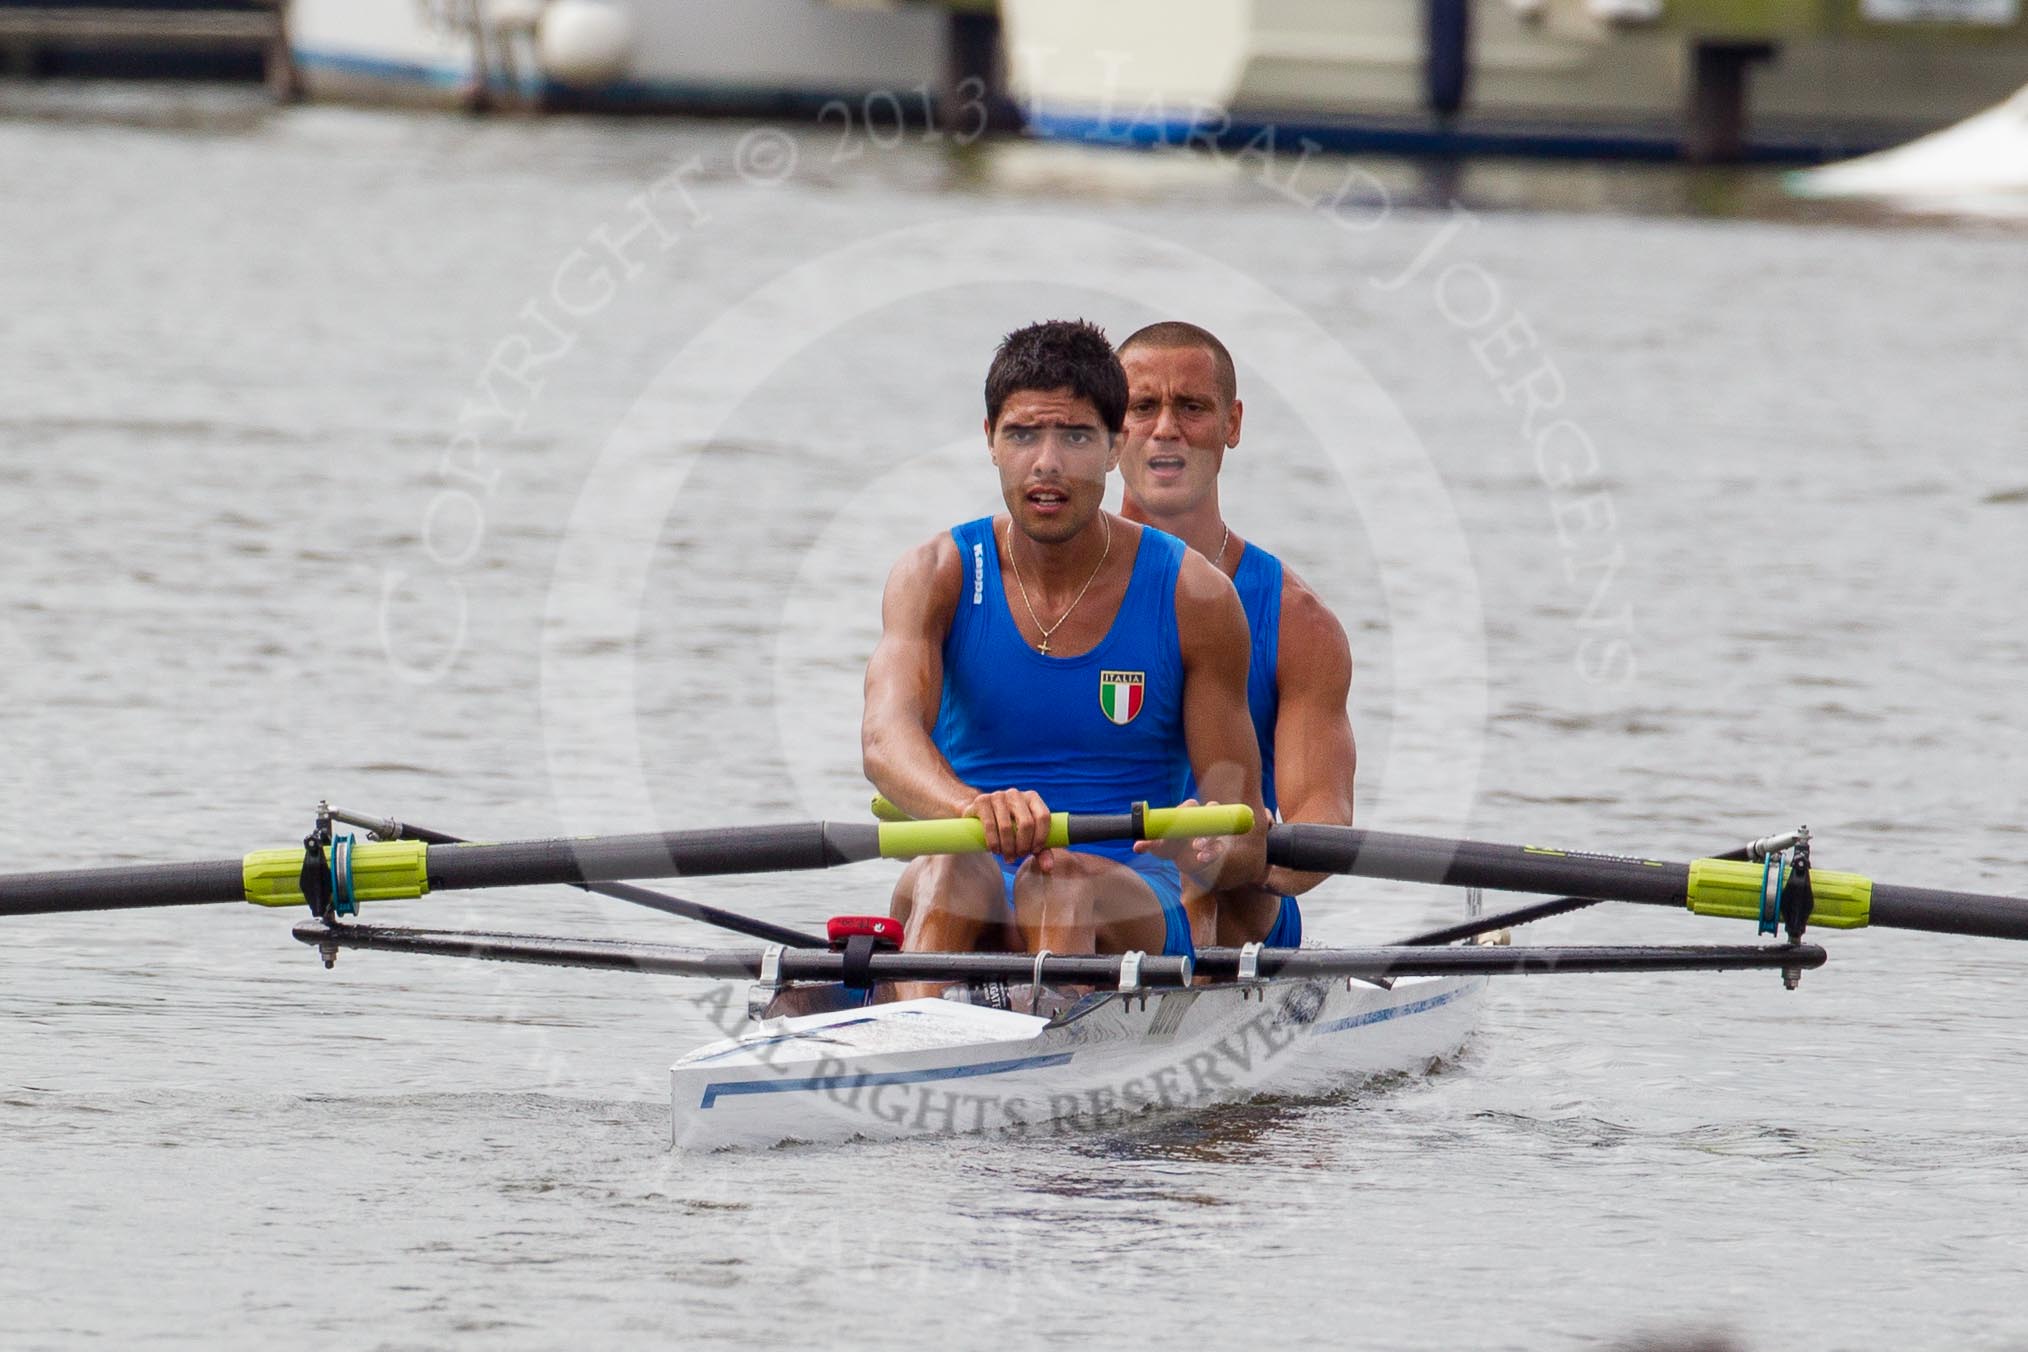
[[987, 388, 1119, 544], [1119, 345, 1242, 517]]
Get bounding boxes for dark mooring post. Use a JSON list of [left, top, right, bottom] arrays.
[[0, 37, 33, 80], [1426, 0, 1472, 120], [944, 8, 1019, 134], [1687, 40, 1775, 163], [266, 1, 301, 103]]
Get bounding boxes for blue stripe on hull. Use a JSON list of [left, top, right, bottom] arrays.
[[293, 46, 474, 90], [696, 979, 1480, 1108], [1312, 979, 1482, 1036], [1024, 108, 1871, 165], [697, 1051, 1075, 1109]]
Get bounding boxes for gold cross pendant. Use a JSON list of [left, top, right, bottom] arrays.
[[1037, 638, 1050, 655]]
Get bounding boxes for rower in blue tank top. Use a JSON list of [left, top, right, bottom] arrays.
[[932, 515, 1196, 951], [1192, 540, 1306, 947], [863, 320, 1269, 999], [1117, 322, 1361, 949]]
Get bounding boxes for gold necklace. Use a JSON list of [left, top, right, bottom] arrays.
[[1211, 525, 1231, 571], [1005, 514, 1112, 656]]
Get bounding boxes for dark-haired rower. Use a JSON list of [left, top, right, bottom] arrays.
[[863, 319, 1267, 993], [1116, 321, 1356, 949]]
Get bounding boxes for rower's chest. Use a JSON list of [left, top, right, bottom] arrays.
[[940, 565, 1183, 750], [996, 569, 1134, 660]]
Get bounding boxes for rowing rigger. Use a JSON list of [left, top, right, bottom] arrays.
[[291, 920, 1825, 984], [4, 803, 2025, 1148]]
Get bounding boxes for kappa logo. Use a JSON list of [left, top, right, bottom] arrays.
[[971, 541, 984, 604], [1098, 670, 1145, 726]]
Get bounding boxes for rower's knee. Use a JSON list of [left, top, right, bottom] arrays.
[[888, 856, 932, 925], [1012, 854, 1170, 955], [1183, 886, 1218, 950], [1009, 852, 1110, 932], [1217, 888, 1285, 946], [898, 852, 1007, 947], [1010, 851, 1102, 902]]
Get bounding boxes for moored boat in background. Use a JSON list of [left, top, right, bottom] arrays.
[[1001, 0, 2028, 161], [286, 0, 949, 114], [1787, 82, 2028, 216]]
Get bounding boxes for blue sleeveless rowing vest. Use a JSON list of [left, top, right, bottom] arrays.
[[1183, 541, 1282, 812], [934, 517, 1189, 821], [1184, 540, 1302, 948]]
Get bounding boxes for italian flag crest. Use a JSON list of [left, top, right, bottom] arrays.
[[1098, 670, 1145, 726]]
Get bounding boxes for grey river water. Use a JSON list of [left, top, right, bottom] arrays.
[[1, 85, 2025, 1350]]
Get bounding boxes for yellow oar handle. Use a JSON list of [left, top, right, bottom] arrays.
[[871, 800, 1254, 859], [1143, 804, 1255, 840]]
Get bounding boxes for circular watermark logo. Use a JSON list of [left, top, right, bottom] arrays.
[[361, 107, 1654, 1151]]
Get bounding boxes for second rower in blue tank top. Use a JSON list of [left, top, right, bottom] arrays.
[[1117, 321, 1361, 951], [862, 320, 1269, 1000]]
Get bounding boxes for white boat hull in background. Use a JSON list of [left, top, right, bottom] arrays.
[[1789, 84, 2028, 215], [669, 975, 1485, 1150], [288, 0, 947, 110], [1001, 0, 2028, 158]]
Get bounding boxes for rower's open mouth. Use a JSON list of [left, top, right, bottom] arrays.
[[1145, 454, 1188, 478], [1028, 487, 1070, 512]]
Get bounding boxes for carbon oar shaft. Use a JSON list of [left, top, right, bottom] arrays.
[[1269, 826, 1691, 903], [0, 858, 247, 916], [1869, 884, 2028, 941], [0, 805, 1253, 918], [323, 808, 825, 948], [416, 806, 1242, 891], [421, 823, 876, 891], [0, 825, 876, 919], [1268, 824, 2028, 942]]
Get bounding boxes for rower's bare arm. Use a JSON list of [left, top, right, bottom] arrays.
[[861, 533, 1056, 860], [862, 536, 972, 821], [1173, 551, 1268, 888], [1265, 575, 1356, 897]]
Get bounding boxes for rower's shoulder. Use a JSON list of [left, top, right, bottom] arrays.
[[1276, 564, 1353, 680], [880, 526, 971, 623], [1115, 514, 1172, 564], [893, 525, 970, 583], [1168, 523, 1242, 607]]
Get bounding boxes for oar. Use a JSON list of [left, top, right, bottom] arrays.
[[1392, 831, 1807, 946], [0, 804, 1254, 918], [1268, 824, 2028, 941], [293, 920, 1826, 984], [320, 806, 825, 949]]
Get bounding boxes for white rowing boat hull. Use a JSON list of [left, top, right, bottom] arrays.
[[669, 975, 1485, 1151]]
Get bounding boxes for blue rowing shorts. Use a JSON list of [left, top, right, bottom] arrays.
[[996, 845, 1194, 959], [1262, 894, 1302, 948]]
